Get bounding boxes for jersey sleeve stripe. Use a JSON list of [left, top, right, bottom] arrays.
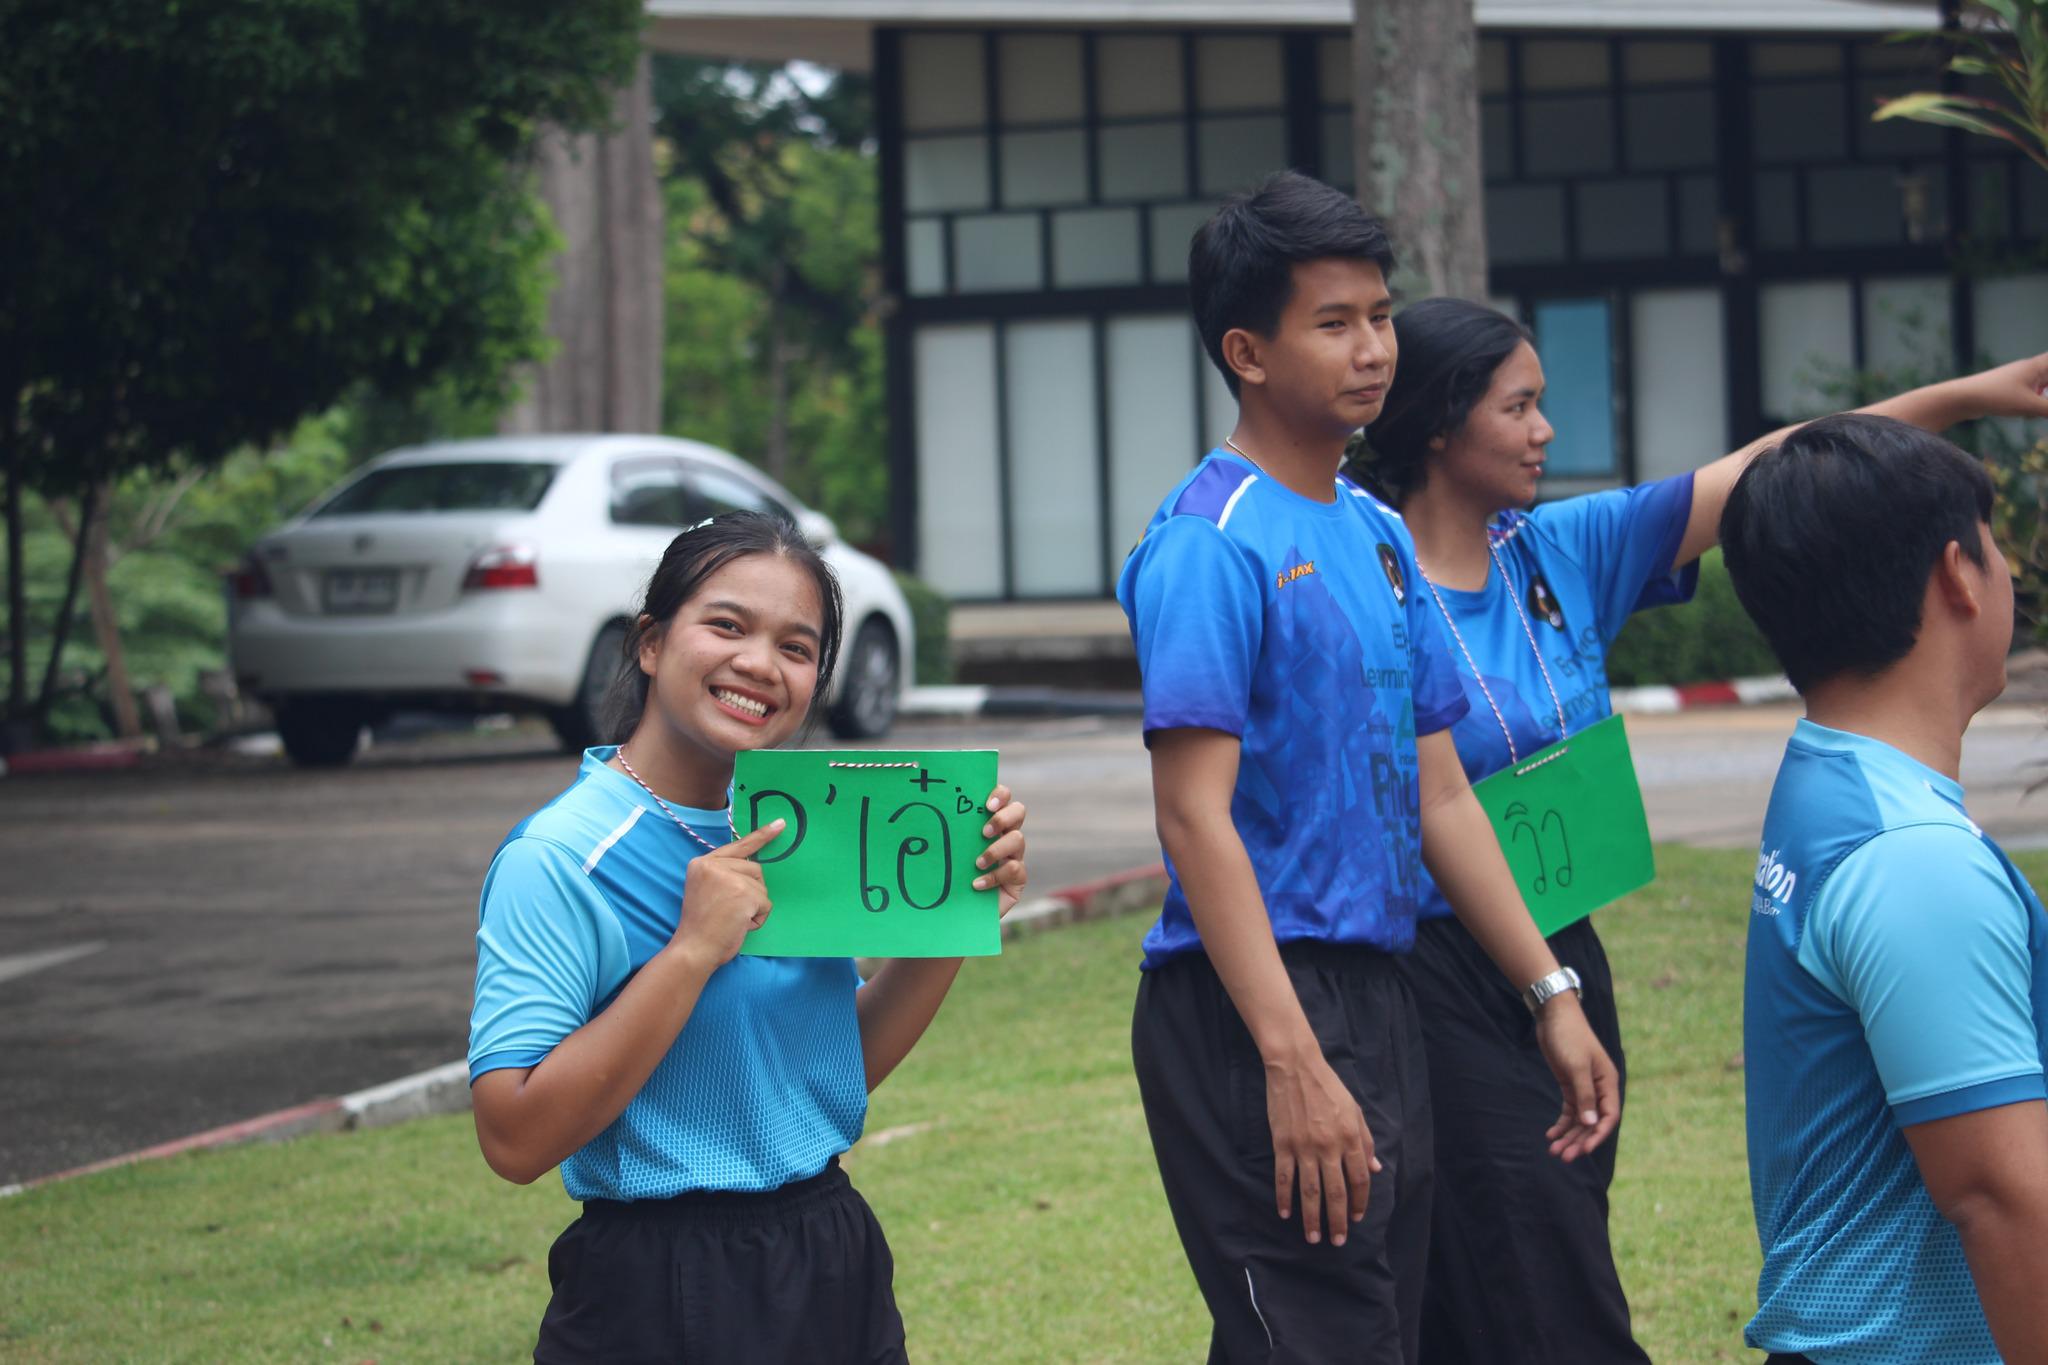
[[1892, 1071, 2048, 1128], [582, 806, 645, 873], [1217, 474, 1258, 530]]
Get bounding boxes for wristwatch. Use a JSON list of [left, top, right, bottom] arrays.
[[1522, 966, 1582, 1015]]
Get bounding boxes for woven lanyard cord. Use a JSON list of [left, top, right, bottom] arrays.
[[1414, 534, 1569, 766]]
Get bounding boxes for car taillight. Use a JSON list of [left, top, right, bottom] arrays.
[[463, 544, 539, 591], [230, 557, 272, 599]]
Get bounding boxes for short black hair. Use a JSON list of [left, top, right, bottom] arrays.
[[1347, 297, 1531, 505], [1188, 170, 1396, 399], [1720, 413, 1994, 693]]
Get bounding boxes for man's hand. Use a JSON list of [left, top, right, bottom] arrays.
[[1533, 994, 1622, 1161], [1265, 1043, 1380, 1246]]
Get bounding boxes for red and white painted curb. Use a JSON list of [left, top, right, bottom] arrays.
[[2, 866, 1176, 1196], [1610, 674, 1796, 714]]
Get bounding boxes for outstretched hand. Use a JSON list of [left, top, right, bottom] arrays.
[[1957, 351, 2048, 422], [975, 785, 1028, 914]]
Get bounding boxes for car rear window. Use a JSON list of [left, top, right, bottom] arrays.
[[313, 462, 558, 517]]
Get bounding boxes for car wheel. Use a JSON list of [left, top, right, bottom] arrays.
[[275, 699, 365, 768], [828, 617, 900, 739], [551, 622, 630, 753]]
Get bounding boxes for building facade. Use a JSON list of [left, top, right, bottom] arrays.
[[650, 2, 2048, 602]]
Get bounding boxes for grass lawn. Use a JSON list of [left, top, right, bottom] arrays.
[[5, 845, 2043, 1363]]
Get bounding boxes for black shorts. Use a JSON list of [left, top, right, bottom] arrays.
[[534, 1158, 908, 1365], [1132, 943, 1433, 1365], [1401, 914, 1646, 1365]]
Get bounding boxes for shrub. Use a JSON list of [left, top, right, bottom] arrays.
[[893, 571, 952, 685], [1606, 549, 1780, 687]]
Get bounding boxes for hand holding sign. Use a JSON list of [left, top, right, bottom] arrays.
[[733, 750, 1006, 957], [674, 819, 786, 969]]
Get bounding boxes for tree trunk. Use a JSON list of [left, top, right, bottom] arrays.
[[764, 259, 791, 483], [82, 484, 142, 739], [32, 483, 99, 730], [1352, 0, 1490, 302], [503, 54, 665, 434]]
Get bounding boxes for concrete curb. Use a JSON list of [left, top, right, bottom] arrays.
[[4, 869, 1170, 1195]]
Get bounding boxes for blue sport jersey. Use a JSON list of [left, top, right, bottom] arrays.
[[468, 748, 868, 1201], [1117, 449, 1470, 966], [1745, 720, 2048, 1363], [1416, 473, 1697, 920]]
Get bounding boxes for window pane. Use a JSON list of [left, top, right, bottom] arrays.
[[1486, 184, 1568, 264], [1679, 174, 1718, 256], [1753, 82, 1845, 163], [1752, 43, 1841, 77], [1523, 40, 1609, 92], [2024, 165, 2048, 234], [1862, 276, 1951, 376], [999, 34, 1083, 125], [1624, 90, 1715, 170], [1322, 111, 1355, 190], [1480, 38, 1511, 97], [1053, 208, 1142, 288], [1532, 299, 1616, 477], [1756, 170, 1799, 250], [1149, 202, 1215, 282], [1523, 96, 1615, 176], [1970, 160, 2012, 239], [1196, 36, 1283, 112], [915, 325, 1003, 598], [1807, 165, 1900, 247], [905, 136, 990, 213], [1858, 78, 1945, 156], [907, 219, 947, 296], [1197, 115, 1286, 197], [1098, 35, 1183, 119], [1624, 41, 1711, 85], [1631, 290, 1728, 482], [1319, 36, 1351, 107], [1482, 102, 1513, 177], [682, 465, 781, 520], [1099, 121, 1187, 201], [1578, 180, 1667, 260], [954, 213, 1043, 293], [1108, 316, 1200, 552], [1005, 320, 1103, 595], [903, 34, 985, 131], [606, 459, 686, 527], [1001, 129, 1087, 207], [322, 462, 557, 517], [1760, 280, 1854, 419]]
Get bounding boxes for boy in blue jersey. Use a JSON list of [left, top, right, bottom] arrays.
[[1118, 170, 1620, 1364], [1723, 413, 2048, 1365]]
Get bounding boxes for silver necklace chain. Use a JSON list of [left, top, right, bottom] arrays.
[[1221, 435, 1266, 474], [615, 746, 735, 855], [1414, 537, 1569, 765]]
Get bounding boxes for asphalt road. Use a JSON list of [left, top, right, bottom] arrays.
[[4, 704, 2045, 1185]]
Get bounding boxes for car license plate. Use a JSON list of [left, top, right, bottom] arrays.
[[323, 568, 399, 614]]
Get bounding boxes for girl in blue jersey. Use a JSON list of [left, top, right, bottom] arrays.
[[467, 511, 1029, 1364], [1346, 298, 2048, 1365]]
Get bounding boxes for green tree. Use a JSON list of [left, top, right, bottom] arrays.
[[1, 0, 642, 745]]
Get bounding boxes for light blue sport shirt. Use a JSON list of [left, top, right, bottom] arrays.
[[1745, 720, 2048, 1363], [468, 748, 868, 1201], [1117, 451, 1469, 966], [1416, 474, 1697, 920]]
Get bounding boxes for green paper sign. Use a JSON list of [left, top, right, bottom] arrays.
[[731, 749, 1002, 958], [1469, 714, 1655, 937]]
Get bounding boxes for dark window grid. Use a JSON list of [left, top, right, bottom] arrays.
[[1666, 175, 1684, 258], [1181, 34, 1201, 194], [1506, 35, 1527, 179], [905, 104, 1287, 141], [942, 214, 958, 293], [1286, 32, 1322, 175], [983, 33, 1003, 208], [1607, 37, 1627, 171], [1755, 155, 1953, 254], [1082, 36, 1102, 203]]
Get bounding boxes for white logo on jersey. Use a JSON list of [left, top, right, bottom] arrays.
[[1752, 846, 1799, 916]]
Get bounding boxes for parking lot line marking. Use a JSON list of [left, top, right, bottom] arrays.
[[0, 940, 108, 986]]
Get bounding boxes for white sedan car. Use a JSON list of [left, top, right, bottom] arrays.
[[228, 435, 914, 767]]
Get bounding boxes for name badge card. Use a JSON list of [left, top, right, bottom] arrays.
[[732, 749, 1001, 958], [1469, 714, 1655, 936]]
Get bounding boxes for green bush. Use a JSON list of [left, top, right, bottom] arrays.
[[1606, 548, 1780, 687], [892, 571, 952, 685]]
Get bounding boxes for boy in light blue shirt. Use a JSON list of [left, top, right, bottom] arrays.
[[1723, 413, 2048, 1364]]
